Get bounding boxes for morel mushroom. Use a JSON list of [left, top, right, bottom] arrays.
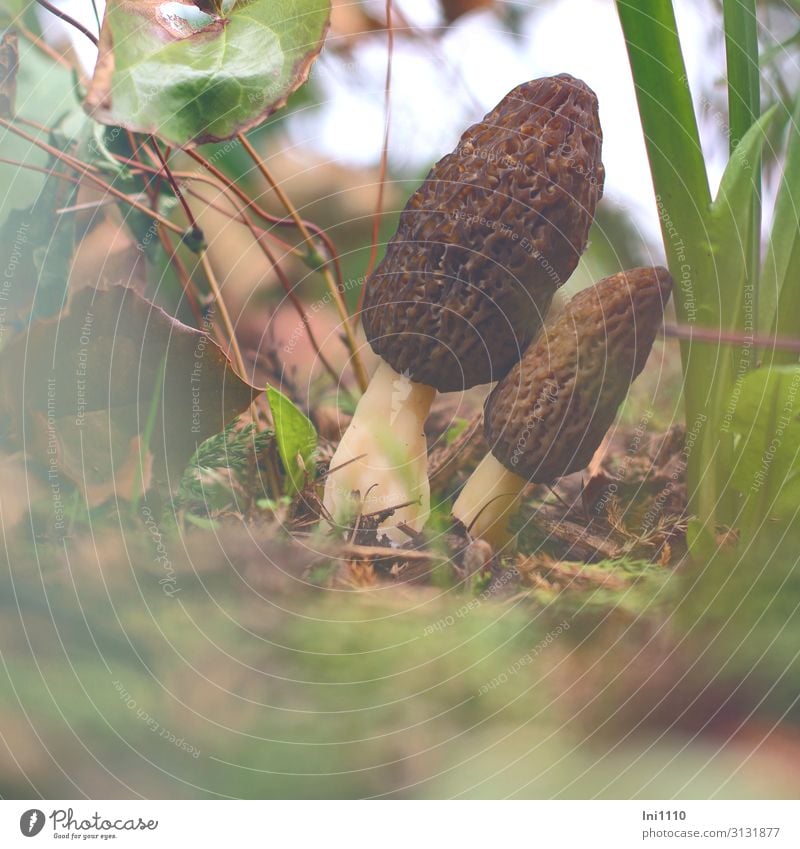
[[323, 74, 604, 540], [452, 266, 673, 546]]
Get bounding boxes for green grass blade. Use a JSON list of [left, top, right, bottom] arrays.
[[762, 94, 800, 361], [723, 0, 761, 153], [710, 105, 778, 329], [616, 0, 717, 546], [723, 0, 762, 334], [615, 1, 712, 231]]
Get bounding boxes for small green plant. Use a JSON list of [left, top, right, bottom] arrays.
[[266, 386, 317, 496], [616, 0, 800, 555]]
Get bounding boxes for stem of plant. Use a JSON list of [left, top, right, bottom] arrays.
[[198, 248, 263, 431], [183, 147, 344, 269], [236, 132, 369, 392], [108, 148, 346, 390], [198, 251, 248, 381], [363, 0, 394, 282], [34, 0, 99, 47], [0, 117, 186, 237], [150, 138, 204, 245], [156, 227, 206, 329], [179, 179, 345, 390]]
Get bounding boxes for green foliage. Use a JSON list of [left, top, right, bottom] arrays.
[[730, 365, 800, 541], [179, 420, 275, 511], [0, 166, 78, 322], [0, 32, 85, 222], [761, 93, 800, 351], [616, 0, 800, 556], [85, 0, 331, 147], [266, 385, 316, 494]]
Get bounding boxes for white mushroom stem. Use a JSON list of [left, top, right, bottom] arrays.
[[323, 360, 436, 543], [452, 452, 528, 548]]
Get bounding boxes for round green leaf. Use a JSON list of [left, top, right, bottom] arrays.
[[84, 0, 330, 147]]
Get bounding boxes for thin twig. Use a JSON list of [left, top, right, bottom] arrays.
[[183, 146, 346, 275], [662, 322, 800, 354], [184, 182, 344, 390], [236, 132, 369, 391], [150, 137, 203, 241], [0, 117, 185, 236], [34, 0, 99, 47], [335, 543, 442, 563], [0, 156, 83, 187], [364, 0, 394, 281], [89, 0, 101, 31], [156, 228, 205, 328], [198, 251, 248, 380], [107, 148, 344, 386]]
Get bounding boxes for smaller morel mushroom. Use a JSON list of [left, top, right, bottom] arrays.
[[452, 266, 673, 546], [323, 74, 604, 541]]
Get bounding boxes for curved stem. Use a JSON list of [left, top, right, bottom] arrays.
[[364, 0, 393, 280], [0, 117, 185, 236], [198, 251, 247, 381], [35, 0, 99, 46], [236, 133, 369, 391]]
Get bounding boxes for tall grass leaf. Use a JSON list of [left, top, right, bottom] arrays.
[[761, 94, 800, 356], [709, 105, 778, 331], [730, 365, 800, 534]]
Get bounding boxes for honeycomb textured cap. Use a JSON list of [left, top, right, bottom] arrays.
[[484, 266, 673, 481], [362, 73, 604, 392]]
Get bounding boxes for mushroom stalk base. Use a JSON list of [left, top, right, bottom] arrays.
[[322, 361, 436, 543], [452, 453, 527, 548]]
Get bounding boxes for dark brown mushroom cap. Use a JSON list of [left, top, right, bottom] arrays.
[[362, 73, 604, 392], [484, 266, 673, 481]]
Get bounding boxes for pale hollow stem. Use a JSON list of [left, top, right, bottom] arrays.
[[322, 361, 436, 543], [452, 452, 528, 549]]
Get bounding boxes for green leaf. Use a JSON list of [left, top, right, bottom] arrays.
[[730, 365, 800, 531], [708, 104, 778, 331], [266, 385, 316, 494], [615, 0, 716, 543], [84, 0, 331, 147], [761, 94, 800, 354], [0, 1, 29, 24], [722, 0, 760, 155], [615, 2, 712, 267], [0, 166, 78, 326], [0, 32, 85, 222], [0, 29, 17, 118]]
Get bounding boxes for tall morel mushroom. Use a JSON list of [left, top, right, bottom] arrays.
[[452, 266, 673, 546], [323, 74, 604, 540]]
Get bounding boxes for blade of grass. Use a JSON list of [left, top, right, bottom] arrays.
[[362, 0, 394, 288], [762, 94, 800, 362], [723, 0, 761, 153], [723, 0, 762, 338], [616, 0, 716, 545], [707, 105, 778, 523]]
